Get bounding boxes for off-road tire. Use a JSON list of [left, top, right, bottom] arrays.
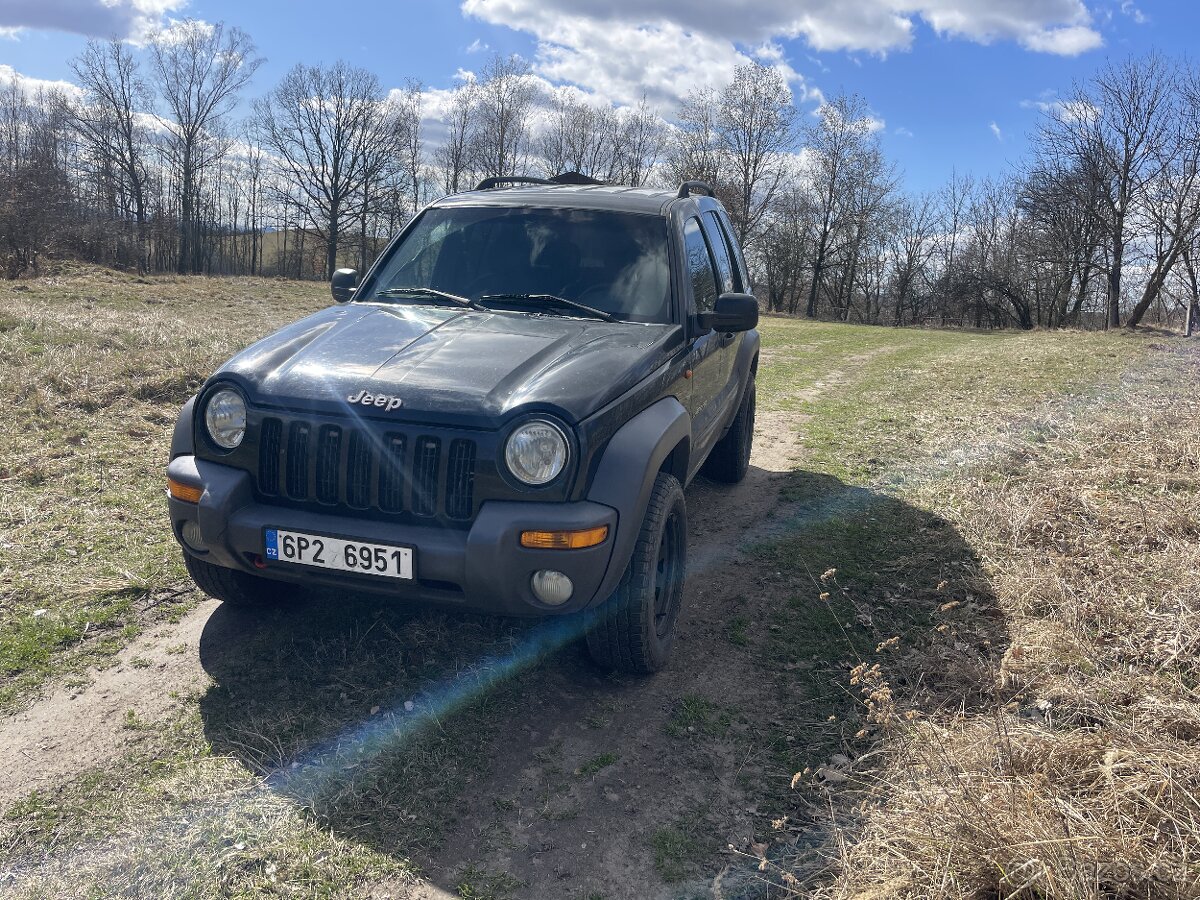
[[184, 553, 294, 606], [585, 472, 687, 673], [703, 377, 755, 484]]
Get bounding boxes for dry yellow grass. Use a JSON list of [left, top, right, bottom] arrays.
[[775, 342, 1200, 898]]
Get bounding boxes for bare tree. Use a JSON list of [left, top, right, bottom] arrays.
[[148, 19, 262, 274], [1126, 63, 1200, 328], [803, 93, 887, 318], [663, 87, 723, 187], [472, 55, 539, 179], [715, 62, 796, 246], [254, 61, 401, 280], [64, 39, 153, 272], [1036, 53, 1176, 327], [614, 98, 665, 187], [396, 78, 426, 215], [435, 79, 477, 194]]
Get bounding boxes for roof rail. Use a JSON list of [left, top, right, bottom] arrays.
[[550, 171, 604, 186], [676, 180, 715, 199], [474, 173, 607, 191], [474, 176, 556, 191]]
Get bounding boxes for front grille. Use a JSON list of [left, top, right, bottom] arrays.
[[257, 417, 478, 521]]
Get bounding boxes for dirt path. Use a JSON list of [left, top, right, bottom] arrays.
[[0, 602, 216, 808], [414, 408, 810, 899]]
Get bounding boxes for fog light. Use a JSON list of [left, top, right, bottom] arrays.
[[181, 520, 207, 552], [530, 569, 573, 605]]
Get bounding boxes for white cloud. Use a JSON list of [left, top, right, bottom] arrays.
[[1120, 1, 1147, 25], [1020, 90, 1094, 123], [0, 63, 82, 100], [466, 38, 489, 53], [989, 120, 1003, 141], [1019, 24, 1101, 55], [894, 125, 914, 137], [462, 0, 1105, 110], [0, 0, 186, 41]]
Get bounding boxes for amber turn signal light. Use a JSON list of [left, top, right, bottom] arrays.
[[167, 477, 203, 503], [520, 525, 609, 550]]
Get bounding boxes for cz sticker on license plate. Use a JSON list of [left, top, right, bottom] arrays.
[[264, 528, 414, 580]]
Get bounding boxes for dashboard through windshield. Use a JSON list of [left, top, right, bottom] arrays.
[[361, 206, 673, 323]]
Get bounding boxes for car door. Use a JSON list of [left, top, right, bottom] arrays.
[[700, 210, 743, 427], [680, 216, 727, 464]]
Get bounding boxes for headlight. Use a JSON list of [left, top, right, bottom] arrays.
[[204, 388, 247, 450], [505, 420, 569, 486]]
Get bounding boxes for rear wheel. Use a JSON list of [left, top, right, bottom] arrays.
[[184, 553, 295, 606], [703, 377, 755, 484], [585, 472, 687, 674]]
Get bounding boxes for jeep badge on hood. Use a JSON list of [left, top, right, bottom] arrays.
[[347, 390, 402, 411]]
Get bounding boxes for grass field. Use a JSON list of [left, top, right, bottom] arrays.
[[1, 266, 1197, 898]]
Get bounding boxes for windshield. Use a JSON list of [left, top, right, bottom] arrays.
[[361, 206, 673, 323]]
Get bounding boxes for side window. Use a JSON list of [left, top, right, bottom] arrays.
[[683, 217, 719, 314], [712, 209, 749, 292], [702, 212, 735, 294]]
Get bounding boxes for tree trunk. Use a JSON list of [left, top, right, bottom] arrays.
[[1106, 238, 1123, 328]]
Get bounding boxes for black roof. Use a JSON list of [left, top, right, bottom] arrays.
[[433, 183, 680, 216]]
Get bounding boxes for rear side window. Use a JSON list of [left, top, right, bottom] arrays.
[[705, 211, 744, 292], [706, 210, 746, 292], [683, 217, 719, 314], [702, 212, 735, 294]]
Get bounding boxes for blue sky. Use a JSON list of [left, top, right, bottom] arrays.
[[0, 0, 1194, 192]]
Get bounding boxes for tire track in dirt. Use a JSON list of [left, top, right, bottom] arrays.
[[415, 407, 815, 899]]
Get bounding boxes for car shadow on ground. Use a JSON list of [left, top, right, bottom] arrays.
[[196, 467, 1004, 896]]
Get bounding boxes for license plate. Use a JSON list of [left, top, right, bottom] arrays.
[[264, 528, 414, 580]]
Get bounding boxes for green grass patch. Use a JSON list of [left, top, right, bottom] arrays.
[[666, 695, 734, 738], [575, 751, 619, 776], [650, 812, 714, 883]]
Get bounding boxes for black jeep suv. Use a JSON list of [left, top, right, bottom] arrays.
[[166, 177, 759, 673]]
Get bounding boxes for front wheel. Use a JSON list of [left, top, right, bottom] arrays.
[[585, 472, 687, 674]]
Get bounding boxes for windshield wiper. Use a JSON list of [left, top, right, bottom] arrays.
[[373, 287, 483, 310], [478, 293, 617, 323]]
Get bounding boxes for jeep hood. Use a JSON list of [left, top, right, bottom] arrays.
[[214, 303, 682, 427]]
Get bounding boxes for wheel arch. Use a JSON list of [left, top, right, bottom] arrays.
[[585, 396, 690, 606]]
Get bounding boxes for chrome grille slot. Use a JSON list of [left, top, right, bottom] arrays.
[[446, 439, 477, 520], [412, 436, 440, 517], [315, 425, 342, 504], [259, 418, 282, 495], [378, 435, 407, 512], [285, 422, 310, 499], [346, 431, 372, 508]]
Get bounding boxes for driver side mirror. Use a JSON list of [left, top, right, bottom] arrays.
[[331, 268, 358, 303], [712, 292, 758, 333]]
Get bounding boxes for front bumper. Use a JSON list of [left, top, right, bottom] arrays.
[[167, 455, 618, 616]]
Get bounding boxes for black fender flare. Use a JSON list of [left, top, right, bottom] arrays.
[[584, 396, 690, 606], [171, 395, 197, 459], [733, 328, 760, 404]]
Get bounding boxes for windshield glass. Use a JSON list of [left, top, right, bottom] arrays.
[[361, 206, 672, 323]]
